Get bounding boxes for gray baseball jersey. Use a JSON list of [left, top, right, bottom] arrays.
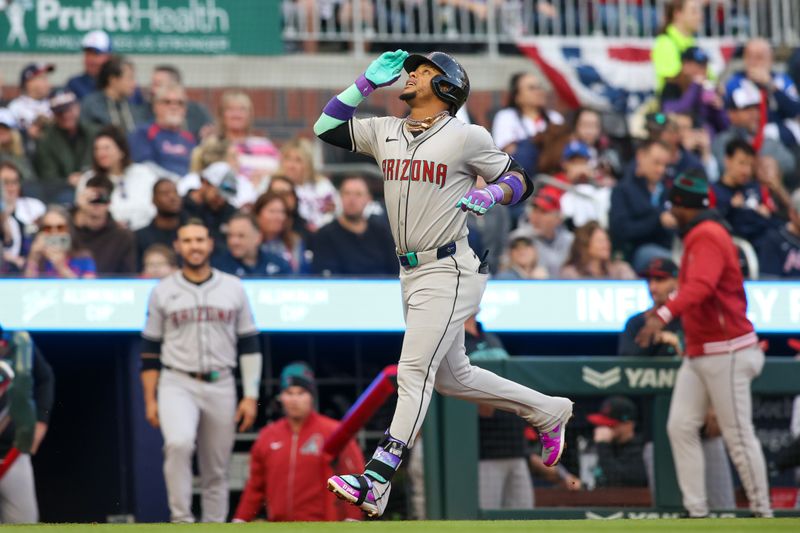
[[142, 269, 257, 372], [349, 116, 512, 253]]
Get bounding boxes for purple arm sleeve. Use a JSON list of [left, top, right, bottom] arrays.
[[323, 98, 358, 121], [496, 173, 525, 205]]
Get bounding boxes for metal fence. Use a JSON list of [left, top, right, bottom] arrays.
[[282, 0, 800, 55]]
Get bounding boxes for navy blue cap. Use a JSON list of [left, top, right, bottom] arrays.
[[562, 140, 591, 161], [681, 46, 709, 64]]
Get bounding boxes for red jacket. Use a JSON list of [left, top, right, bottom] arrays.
[[656, 215, 757, 357], [233, 412, 365, 522]]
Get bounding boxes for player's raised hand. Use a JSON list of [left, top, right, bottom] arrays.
[[456, 184, 503, 216], [364, 49, 409, 88], [236, 397, 258, 432]]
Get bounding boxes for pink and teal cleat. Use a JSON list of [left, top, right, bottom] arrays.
[[539, 401, 574, 467], [327, 474, 390, 518]]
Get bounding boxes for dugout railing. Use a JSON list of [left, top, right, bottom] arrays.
[[422, 356, 800, 520]]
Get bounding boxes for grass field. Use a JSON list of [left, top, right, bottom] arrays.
[[7, 519, 800, 533]]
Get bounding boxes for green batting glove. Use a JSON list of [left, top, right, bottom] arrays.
[[364, 49, 409, 88]]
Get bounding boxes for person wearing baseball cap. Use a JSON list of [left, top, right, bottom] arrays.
[[587, 396, 648, 488], [31, 89, 95, 193], [0, 109, 35, 182], [636, 169, 773, 518], [182, 162, 238, 247], [556, 140, 611, 228], [7, 63, 55, 131], [618, 257, 683, 357], [495, 235, 547, 280], [712, 76, 796, 180], [758, 187, 800, 278], [232, 362, 365, 522], [515, 189, 573, 278], [66, 30, 113, 100]]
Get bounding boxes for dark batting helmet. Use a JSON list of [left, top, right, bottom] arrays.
[[403, 52, 470, 115]]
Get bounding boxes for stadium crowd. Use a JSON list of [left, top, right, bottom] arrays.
[[3, 31, 800, 281]]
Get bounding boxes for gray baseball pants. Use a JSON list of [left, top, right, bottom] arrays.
[[667, 345, 772, 517], [388, 240, 572, 447], [479, 457, 535, 509], [0, 454, 38, 523], [158, 369, 237, 523]]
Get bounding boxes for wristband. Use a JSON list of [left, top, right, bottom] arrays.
[[355, 74, 377, 98], [497, 173, 524, 205]]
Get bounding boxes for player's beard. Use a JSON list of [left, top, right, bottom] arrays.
[[399, 91, 416, 102], [183, 251, 210, 271]]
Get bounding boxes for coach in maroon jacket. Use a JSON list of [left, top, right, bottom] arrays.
[[636, 171, 772, 518]]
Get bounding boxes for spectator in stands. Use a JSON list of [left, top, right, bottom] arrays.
[[24, 205, 95, 279], [0, 324, 55, 524], [135, 179, 183, 270], [561, 221, 636, 280], [571, 107, 622, 183], [129, 83, 196, 178], [72, 175, 136, 274], [144, 65, 212, 141], [661, 47, 728, 137], [711, 139, 781, 250], [619, 258, 683, 356], [204, 91, 280, 192], [587, 396, 648, 488], [609, 140, 675, 272], [713, 78, 796, 181], [80, 55, 146, 134], [266, 175, 310, 236], [233, 362, 364, 522], [278, 138, 338, 232], [495, 235, 548, 280], [213, 213, 291, 277], [515, 190, 573, 278], [140, 243, 178, 279], [652, 0, 703, 93], [32, 90, 94, 197], [553, 141, 612, 228], [8, 63, 54, 132], [0, 108, 34, 182], [66, 31, 113, 100], [726, 38, 800, 149], [181, 162, 238, 248], [0, 161, 44, 273], [77, 126, 158, 231], [492, 72, 564, 176], [673, 112, 719, 182], [759, 188, 800, 278], [182, 136, 257, 210], [254, 192, 308, 274], [311, 175, 397, 276], [645, 112, 703, 181]]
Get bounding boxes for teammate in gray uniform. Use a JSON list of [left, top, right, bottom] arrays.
[[140, 219, 263, 523], [315, 50, 574, 517]]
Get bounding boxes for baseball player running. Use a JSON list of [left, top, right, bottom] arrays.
[[140, 219, 263, 523], [637, 172, 772, 518], [314, 49, 573, 517]]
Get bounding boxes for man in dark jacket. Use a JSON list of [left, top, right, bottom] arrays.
[[758, 188, 800, 278], [32, 90, 94, 195], [711, 138, 781, 251], [618, 258, 683, 357], [72, 175, 136, 274], [587, 396, 648, 488], [609, 140, 676, 271], [213, 213, 291, 277], [134, 178, 183, 270], [181, 162, 237, 248]]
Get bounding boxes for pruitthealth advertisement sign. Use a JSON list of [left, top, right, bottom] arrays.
[[0, 0, 282, 55]]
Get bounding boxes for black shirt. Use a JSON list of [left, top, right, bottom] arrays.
[[618, 311, 683, 357], [311, 217, 398, 276], [134, 220, 180, 271], [595, 435, 648, 488], [181, 193, 236, 250]]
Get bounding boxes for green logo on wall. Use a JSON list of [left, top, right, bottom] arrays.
[[0, 0, 281, 55]]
